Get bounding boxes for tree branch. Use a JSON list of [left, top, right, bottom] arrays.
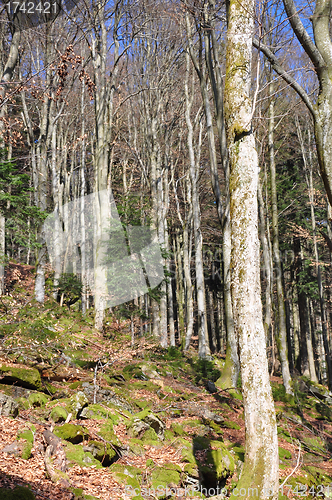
[[253, 39, 316, 119], [282, 0, 325, 70]]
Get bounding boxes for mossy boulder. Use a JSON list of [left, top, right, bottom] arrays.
[[67, 391, 88, 418], [110, 464, 142, 494], [64, 442, 102, 468], [98, 423, 122, 447], [83, 440, 118, 466], [127, 409, 165, 440], [151, 463, 182, 493], [0, 365, 42, 390], [171, 423, 186, 436], [1, 427, 34, 460], [71, 488, 101, 500], [79, 404, 117, 422], [54, 423, 89, 444], [193, 437, 235, 486], [0, 486, 35, 499], [50, 406, 68, 423], [128, 438, 145, 456], [28, 392, 50, 408]]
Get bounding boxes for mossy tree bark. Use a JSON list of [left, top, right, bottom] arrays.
[[224, 0, 279, 495]]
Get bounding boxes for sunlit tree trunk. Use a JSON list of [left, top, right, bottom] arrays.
[[184, 52, 210, 359], [224, 0, 279, 494], [269, 88, 293, 394], [0, 25, 21, 294], [297, 117, 331, 386]]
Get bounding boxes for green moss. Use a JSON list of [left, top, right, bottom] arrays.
[[28, 392, 50, 408], [64, 442, 102, 468], [171, 423, 186, 436], [98, 423, 122, 447], [50, 406, 68, 423], [85, 440, 117, 464], [223, 420, 241, 430], [231, 445, 245, 462], [69, 381, 82, 390], [0, 365, 42, 390], [142, 428, 158, 442], [20, 441, 33, 460], [17, 429, 34, 444], [128, 438, 145, 456], [0, 486, 35, 499], [151, 463, 181, 491], [279, 446, 292, 461], [54, 424, 89, 444]]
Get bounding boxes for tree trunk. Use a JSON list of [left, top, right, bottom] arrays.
[[184, 52, 210, 359], [269, 90, 293, 394], [224, 0, 279, 493]]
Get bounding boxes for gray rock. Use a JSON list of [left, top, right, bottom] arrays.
[[0, 393, 19, 417], [129, 419, 150, 437], [143, 412, 165, 440]]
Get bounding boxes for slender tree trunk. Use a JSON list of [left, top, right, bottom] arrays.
[[297, 118, 331, 387], [269, 91, 293, 394], [224, 0, 279, 493], [184, 52, 210, 359], [0, 26, 21, 294]]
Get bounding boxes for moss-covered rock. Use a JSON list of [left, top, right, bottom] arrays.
[[50, 406, 68, 423], [193, 437, 235, 486], [0, 365, 41, 390], [67, 391, 88, 417], [171, 423, 186, 436], [110, 464, 142, 494], [28, 392, 50, 408], [83, 440, 118, 465], [151, 463, 181, 492], [0, 486, 36, 499], [79, 404, 116, 421], [54, 423, 89, 444], [64, 442, 102, 468], [97, 422, 121, 447], [71, 488, 101, 500], [128, 438, 145, 456]]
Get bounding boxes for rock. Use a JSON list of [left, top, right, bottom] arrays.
[[50, 406, 68, 423], [128, 409, 165, 440], [141, 364, 161, 380], [53, 423, 89, 444], [201, 408, 224, 424], [0, 365, 42, 391], [1, 441, 24, 457], [98, 423, 122, 448], [143, 411, 165, 440], [28, 392, 50, 408], [64, 442, 102, 469], [68, 391, 88, 418], [0, 393, 19, 417], [151, 463, 181, 491], [0, 486, 36, 499], [206, 381, 218, 393], [193, 436, 235, 486], [83, 440, 118, 465], [1, 428, 34, 460]]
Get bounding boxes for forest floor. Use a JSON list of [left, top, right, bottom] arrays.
[[0, 263, 332, 500]]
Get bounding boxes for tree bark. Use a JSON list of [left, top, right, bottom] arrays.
[[269, 90, 293, 394], [224, 0, 279, 494]]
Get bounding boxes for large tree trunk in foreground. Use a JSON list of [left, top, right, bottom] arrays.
[[224, 0, 279, 495]]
